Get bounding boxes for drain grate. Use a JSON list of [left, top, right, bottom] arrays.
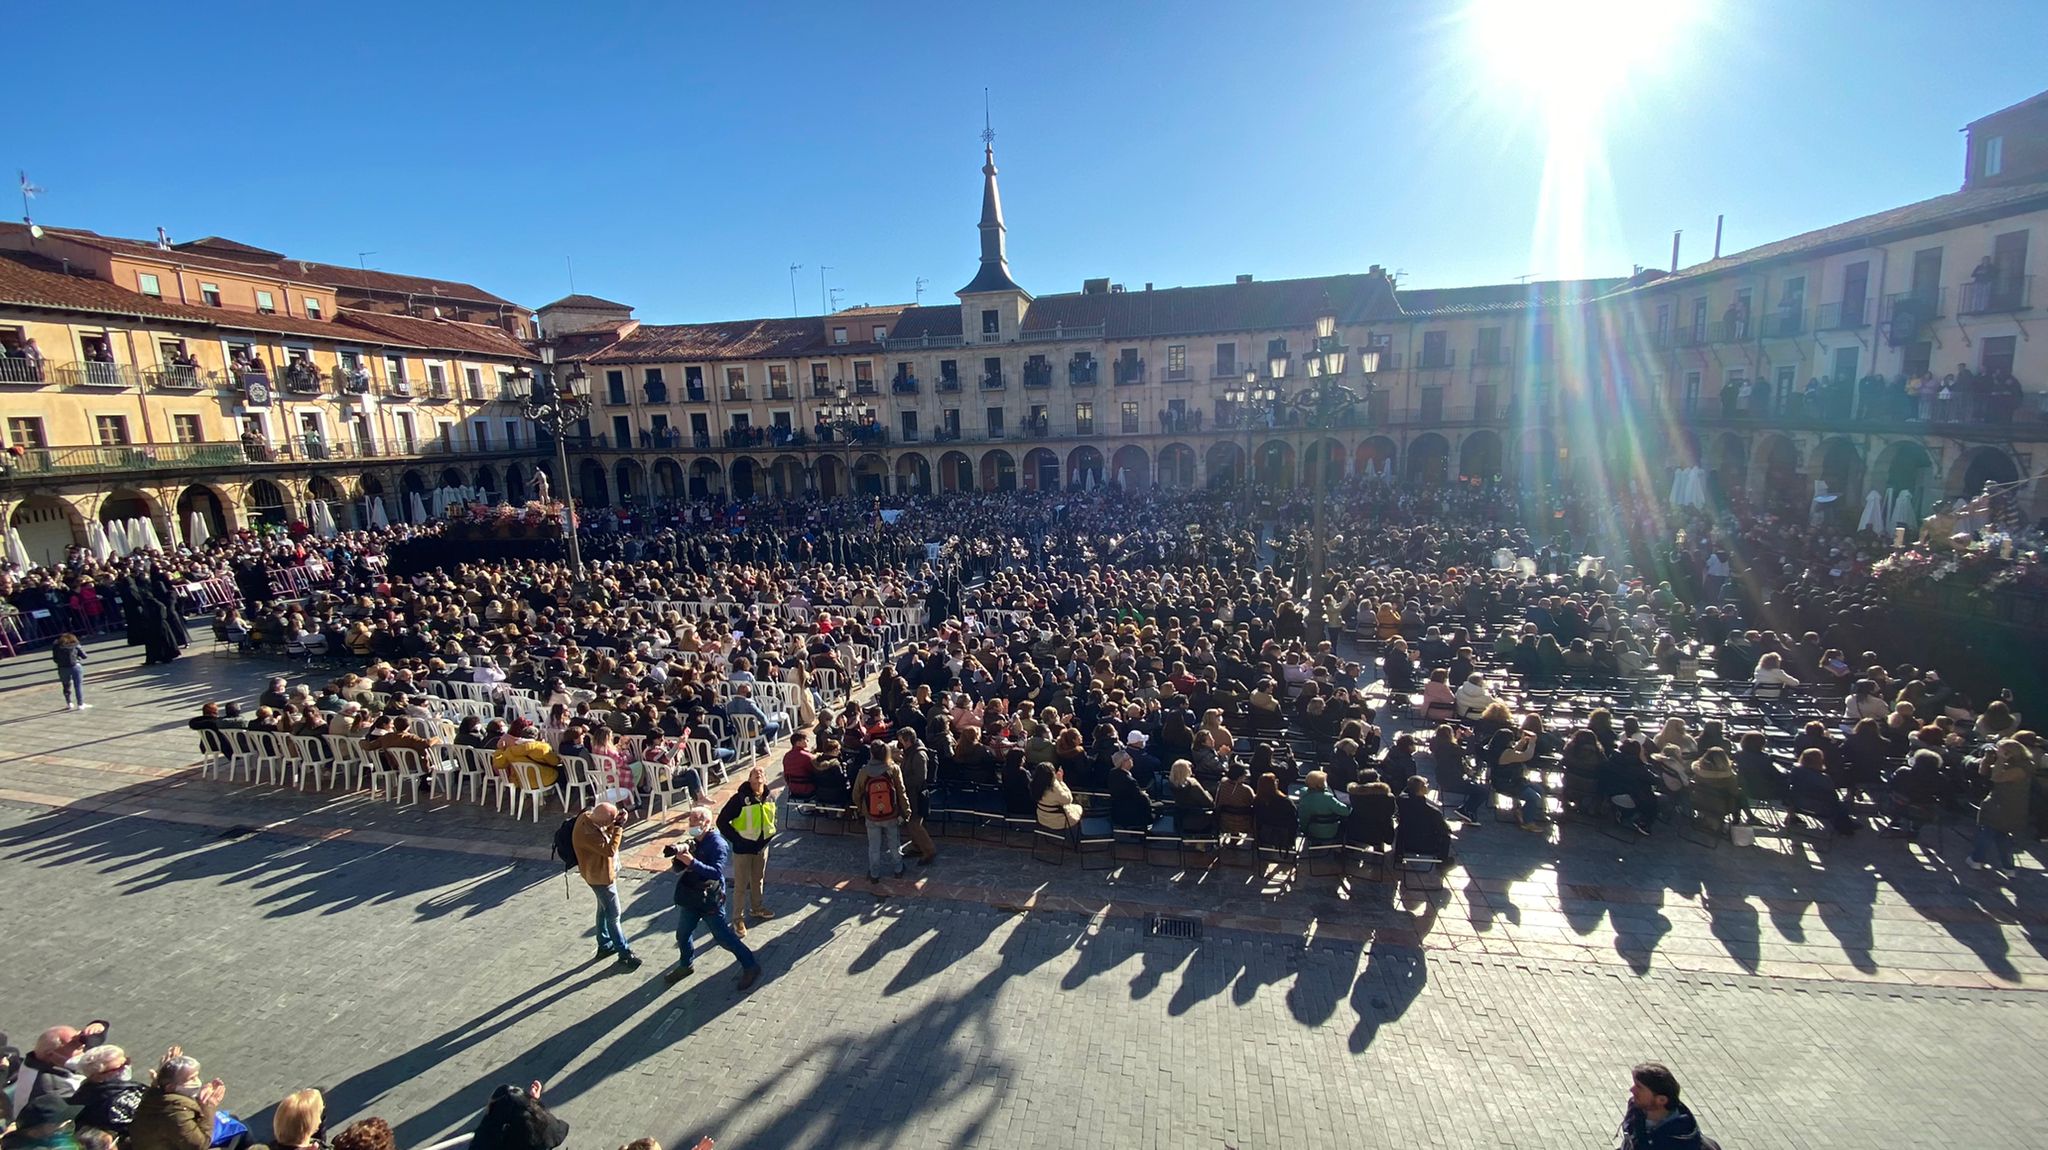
[[1149, 914, 1203, 941]]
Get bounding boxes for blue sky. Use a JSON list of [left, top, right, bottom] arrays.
[[14, 1, 2048, 321]]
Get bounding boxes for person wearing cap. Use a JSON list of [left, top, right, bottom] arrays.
[[3, 1094, 84, 1150], [1121, 729, 1160, 790], [1106, 750, 1156, 831], [9, 1024, 107, 1121], [66, 1046, 143, 1139]]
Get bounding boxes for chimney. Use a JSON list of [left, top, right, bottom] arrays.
[[1143, 282, 1152, 292], [1235, 274, 1253, 285], [1713, 214, 1724, 260], [1110, 283, 1125, 293], [1670, 230, 1682, 273], [1082, 277, 1109, 294]]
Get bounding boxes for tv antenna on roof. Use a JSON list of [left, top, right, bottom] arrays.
[[19, 171, 44, 237], [357, 251, 378, 271], [915, 276, 928, 304], [819, 265, 833, 314], [788, 264, 803, 316], [828, 286, 845, 312]]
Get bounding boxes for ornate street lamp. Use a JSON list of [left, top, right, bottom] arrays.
[[518, 341, 592, 579]]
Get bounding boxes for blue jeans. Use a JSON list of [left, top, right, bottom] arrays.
[[1516, 783, 1544, 823], [676, 895, 758, 971], [865, 819, 903, 879], [1971, 823, 2014, 868], [591, 882, 631, 954], [59, 664, 84, 705]]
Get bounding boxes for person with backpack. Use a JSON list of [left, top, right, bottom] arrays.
[[564, 803, 640, 970], [51, 633, 88, 711], [662, 805, 760, 992], [850, 741, 910, 883]]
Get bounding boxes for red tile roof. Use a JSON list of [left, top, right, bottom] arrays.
[[0, 250, 532, 360], [578, 308, 914, 364], [540, 293, 633, 311], [0, 223, 523, 308]]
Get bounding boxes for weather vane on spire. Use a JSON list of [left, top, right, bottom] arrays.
[[981, 88, 995, 149]]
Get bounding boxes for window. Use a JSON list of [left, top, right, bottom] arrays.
[[605, 370, 627, 404], [832, 327, 848, 345], [767, 364, 789, 397], [1214, 341, 1236, 375], [1266, 337, 1288, 375], [394, 412, 416, 452], [1902, 341, 1933, 379], [1476, 326, 1503, 364], [983, 356, 1003, 388], [426, 362, 448, 386], [1074, 402, 1094, 435], [725, 365, 748, 398], [6, 416, 46, 448], [686, 365, 706, 399], [853, 361, 875, 393], [384, 354, 408, 386], [303, 297, 322, 320], [809, 362, 830, 393], [472, 422, 490, 451], [981, 309, 999, 337], [612, 415, 631, 446], [1120, 401, 1140, 433], [1421, 330, 1449, 368], [465, 366, 484, 400], [137, 272, 161, 298], [504, 420, 520, 448], [942, 408, 960, 436], [1831, 346, 1858, 383], [1166, 344, 1186, 378], [437, 422, 455, 450], [255, 290, 276, 315], [172, 414, 203, 444], [199, 282, 222, 307], [95, 415, 131, 446], [872, 325, 887, 342], [899, 411, 918, 439], [1983, 134, 2004, 179], [939, 359, 960, 387], [1982, 335, 2018, 377], [985, 406, 1005, 437], [643, 367, 667, 403]]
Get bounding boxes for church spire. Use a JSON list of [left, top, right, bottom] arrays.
[[960, 98, 1026, 297]]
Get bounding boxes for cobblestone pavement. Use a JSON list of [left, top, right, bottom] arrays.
[[4, 636, 2048, 1146]]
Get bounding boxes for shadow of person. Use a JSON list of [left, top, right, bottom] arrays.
[[1348, 944, 1427, 1054]]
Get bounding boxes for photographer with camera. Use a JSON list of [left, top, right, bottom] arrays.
[[661, 806, 761, 993]]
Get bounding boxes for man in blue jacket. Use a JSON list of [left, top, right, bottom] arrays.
[[663, 806, 762, 992]]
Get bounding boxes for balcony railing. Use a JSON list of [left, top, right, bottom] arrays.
[[1017, 322, 1106, 343], [280, 367, 327, 396], [686, 386, 708, 402], [892, 375, 920, 394], [334, 366, 376, 396], [424, 379, 454, 401], [1163, 366, 1190, 382], [1814, 299, 1872, 330], [726, 386, 751, 401], [1069, 361, 1098, 386], [1708, 318, 1752, 343], [854, 379, 877, 396], [388, 378, 415, 397], [1958, 275, 2033, 315], [1022, 363, 1052, 388], [937, 375, 962, 393], [980, 371, 1004, 390], [1414, 348, 1456, 371], [1210, 362, 1240, 379], [147, 365, 213, 391], [1761, 309, 1804, 338], [1113, 359, 1145, 386], [58, 362, 139, 389], [0, 358, 47, 384], [645, 385, 671, 404], [1470, 347, 1509, 367], [1882, 288, 1948, 327], [2, 435, 541, 477], [768, 384, 791, 400]]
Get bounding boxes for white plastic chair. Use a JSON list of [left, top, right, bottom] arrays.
[[290, 735, 334, 791], [249, 731, 292, 787], [557, 754, 596, 811], [498, 760, 552, 821], [369, 746, 425, 805]]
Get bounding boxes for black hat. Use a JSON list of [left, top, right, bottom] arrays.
[[18, 1093, 84, 1128]]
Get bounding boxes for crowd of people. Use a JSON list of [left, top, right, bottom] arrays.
[[0, 1022, 719, 1150]]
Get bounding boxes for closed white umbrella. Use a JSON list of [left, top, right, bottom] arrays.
[[106, 519, 131, 556], [409, 491, 429, 525], [1857, 488, 1886, 534], [139, 517, 164, 552], [5, 526, 31, 571], [369, 497, 390, 530], [86, 520, 112, 562], [186, 511, 212, 550], [1890, 489, 1916, 530]]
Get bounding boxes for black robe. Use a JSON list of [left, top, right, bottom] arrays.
[[125, 578, 181, 664], [148, 570, 191, 646]]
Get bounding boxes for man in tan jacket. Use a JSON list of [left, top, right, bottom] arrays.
[[573, 802, 640, 968]]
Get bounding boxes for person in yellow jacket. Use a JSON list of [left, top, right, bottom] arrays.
[[492, 719, 563, 789], [717, 765, 778, 934]]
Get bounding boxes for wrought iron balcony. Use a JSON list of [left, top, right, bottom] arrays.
[[148, 365, 213, 391], [1958, 275, 2032, 315], [1814, 298, 1872, 330], [1761, 310, 1804, 339], [1113, 359, 1146, 386], [980, 370, 1005, 390], [1022, 362, 1053, 388], [1415, 348, 1456, 370], [0, 357, 47, 384], [58, 362, 139, 389]]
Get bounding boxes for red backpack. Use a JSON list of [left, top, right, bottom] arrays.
[[862, 773, 898, 821]]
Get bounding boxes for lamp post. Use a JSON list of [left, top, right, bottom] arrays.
[[1268, 311, 1381, 644], [517, 342, 592, 581], [1223, 370, 1277, 529]]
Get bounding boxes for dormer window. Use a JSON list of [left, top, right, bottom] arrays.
[[832, 327, 848, 345], [304, 297, 323, 320], [256, 290, 276, 315], [981, 309, 999, 336], [137, 272, 161, 298], [200, 282, 222, 308], [873, 325, 888, 341]]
